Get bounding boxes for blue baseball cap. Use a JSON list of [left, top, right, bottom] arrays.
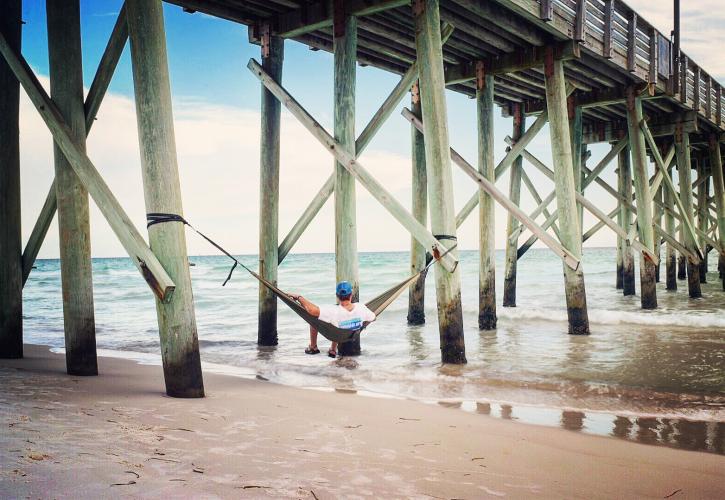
[[336, 281, 353, 297]]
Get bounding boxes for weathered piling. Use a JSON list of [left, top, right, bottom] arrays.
[[709, 134, 725, 290], [653, 179, 663, 283], [408, 82, 427, 326], [617, 142, 636, 294], [413, 0, 466, 362], [625, 88, 657, 309], [333, 4, 360, 357], [0, 0, 22, 359], [503, 105, 524, 308], [674, 125, 702, 298], [258, 29, 284, 346], [664, 162, 678, 291], [615, 233, 624, 289], [47, 0, 97, 376], [544, 50, 589, 334], [696, 161, 709, 282], [127, 0, 204, 397], [477, 70, 496, 330], [569, 103, 584, 233]]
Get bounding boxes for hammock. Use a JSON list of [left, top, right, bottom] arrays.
[[146, 213, 453, 344]]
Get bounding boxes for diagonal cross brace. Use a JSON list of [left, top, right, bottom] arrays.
[[0, 29, 175, 301], [248, 59, 458, 272], [277, 24, 455, 264], [402, 107, 580, 270], [21, 3, 129, 285]]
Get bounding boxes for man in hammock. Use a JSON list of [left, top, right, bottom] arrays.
[[289, 281, 376, 358]]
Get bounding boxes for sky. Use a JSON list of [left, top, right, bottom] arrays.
[[17, 0, 725, 259]]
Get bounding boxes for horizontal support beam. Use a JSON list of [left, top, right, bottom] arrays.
[[445, 40, 579, 85], [403, 107, 580, 270], [0, 30, 176, 301], [582, 111, 699, 144], [271, 0, 409, 39], [249, 58, 457, 272]]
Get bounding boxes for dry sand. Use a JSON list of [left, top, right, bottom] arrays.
[[1, 344, 723, 499]]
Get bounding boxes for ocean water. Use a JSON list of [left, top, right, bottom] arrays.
[[23, 248, 725, 454]]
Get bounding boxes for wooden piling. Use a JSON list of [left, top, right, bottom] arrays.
[[477, 70, 496, 330], [503, 105, 524, 308], [407, 82, 427, 326], [413, 0, 466, 362], [0, 0, 22, 359], [127, 0, 204, 397], [696, 161, 709, 282], [569, 103, 584, 233], [334, 5, 361, 357], [625, 88, 657, 309], [664, 161, 678, 291], [674, 125, 702, 298], [258, 31, 284, 346], [615, 233, 624, 289], [653, 178, 663, 283], [543, 51, 589, 334], [47, 0, 97, 376], [708, 135, 725, 290], [616, 142, 634, 293]]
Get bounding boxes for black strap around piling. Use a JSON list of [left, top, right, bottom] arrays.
[[146, 212, 240, 286]]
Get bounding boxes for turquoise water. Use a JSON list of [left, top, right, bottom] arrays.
[[23, 248, 725, 454]]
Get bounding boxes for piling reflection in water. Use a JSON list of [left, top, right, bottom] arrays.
[[461, 400, 725, 455]]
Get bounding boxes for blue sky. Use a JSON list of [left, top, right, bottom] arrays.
[[17, 1, 724, 259]]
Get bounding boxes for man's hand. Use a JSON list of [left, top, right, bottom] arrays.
[[289, 293, 301, 301]]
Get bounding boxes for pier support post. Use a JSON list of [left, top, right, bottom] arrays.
[[696, 161, 709, 282], [408, 82, 427, 325], [664, 161, 678, 291], [127, 0, 204, 397], [569, 103, 584, 233], [47, 0, 97, 375], [503, 105, 524, 308], [0, 0, 22, 359], [413, 0, 466, 362], [258, 29, 284, 346], [625, 88, 657, 309], [334, 4, 361, 356], [653, 180, 663, 283], [617, 142, 635, 293], [674, 125, 702, 298], [544, 50, 589, 334], [477, 69, 496, 330], [708, 135, 725, 290]]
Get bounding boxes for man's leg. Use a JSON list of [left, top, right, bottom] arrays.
[[308, 326, 319, 351]]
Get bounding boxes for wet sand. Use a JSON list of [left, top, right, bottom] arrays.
[[1, 345, 724, 498]]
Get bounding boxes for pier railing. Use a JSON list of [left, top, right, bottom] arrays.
[[531, 0, 724, 129]]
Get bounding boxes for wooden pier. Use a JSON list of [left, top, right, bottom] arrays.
[[1, 0, 723, 396]]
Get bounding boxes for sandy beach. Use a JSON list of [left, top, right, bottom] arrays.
[[1, 345, 724, 499]]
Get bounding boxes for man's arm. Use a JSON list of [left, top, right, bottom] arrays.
[[289, 294, 320, 317]]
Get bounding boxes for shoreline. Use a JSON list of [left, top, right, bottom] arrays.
[[64, 345, 725, 457], [1, 344, 724, 498]]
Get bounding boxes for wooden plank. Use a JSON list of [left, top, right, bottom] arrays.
[[412, 0, 465, 363], [706, 75, 712, 119], [603, 0, 613, 59], [403, 108, 580, 270], [626, 11, 637, 72], [408, 82, 427, 325], [258, 33, 283, 346], [680, 54, 688, 105], [477, 71, 497, 329], [708, 134, 725, 289], [717, 85, 722, 127], [274, 0, 408, 38], [503, 105, 524, 307], [22, 4, 129, 283], [648, 27, 657, 84], [127, 0, 203, 397], [0, 29, 176, 302], [47, 0, 98, 376], [333, 5, 361, 357], [0, 0, 22, 359], [248, 58, 458, 272], [574, 0, 586, 42], [540, 0, 553, 21], [693, 66, 701, 112]]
